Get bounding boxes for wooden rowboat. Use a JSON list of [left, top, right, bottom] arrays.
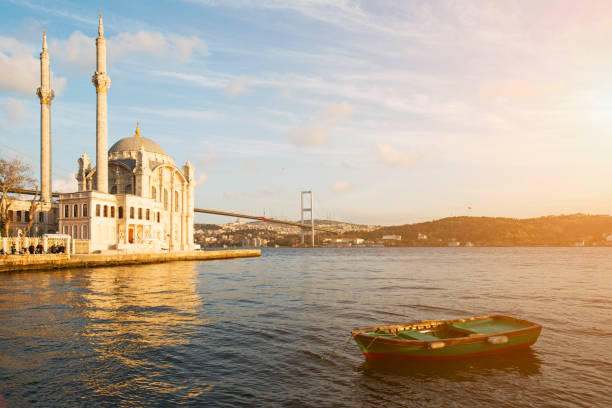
[[352, 315, 541, 360]]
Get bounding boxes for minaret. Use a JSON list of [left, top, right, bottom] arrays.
[[36, 30, 54, 202], [92, 11, 111, 193]]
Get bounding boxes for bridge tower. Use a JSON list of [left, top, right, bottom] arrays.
[[300, 191, 314, 247]]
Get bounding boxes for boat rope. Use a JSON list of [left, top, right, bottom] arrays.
[[321, 334, 353, 361], [364, 335, 378, 351]]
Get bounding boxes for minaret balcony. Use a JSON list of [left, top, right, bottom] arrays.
[[36, 87, 55, 104], [92, 73, 111, 93]]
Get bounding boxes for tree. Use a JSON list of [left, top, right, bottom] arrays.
[[23, 187, 40, 237], [0, 152, 36, 237]]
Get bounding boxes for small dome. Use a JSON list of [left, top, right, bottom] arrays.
[[108, 124, 168, 156]]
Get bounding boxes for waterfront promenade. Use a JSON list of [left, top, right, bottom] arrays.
[[0, 249, 260, 273]]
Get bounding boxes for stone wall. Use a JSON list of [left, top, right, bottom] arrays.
[[0, 249, 260, 272]]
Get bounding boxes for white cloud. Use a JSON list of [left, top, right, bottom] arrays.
[[375, 143, 420, 167], [156, 70, 229, 89], [115, 31, 171, 57], [243, 157, 260, 172], [223, 191, 238, 200], [111, 31, 208, 61], [197, 172, 208, 185], [124, 105, 222, 121], [224, 76, 250, 96], [332, 181, 351, 192], [0, 36, 67, 95], [197, 148, 224, 166], [172, 35, 209, 60], [53, 174, 78, 193], [245, 187, 280, 198], [50, 30, 208, 72], [0, 98, 27, 131], [323, 100, 355, 124], [279, 87, 292, 98], [185, 0, 415, 39], [1, 98, 26, 121], [286, 127, 328, 146], [50, 31, 93, 70], [286, 101, 355, 146]]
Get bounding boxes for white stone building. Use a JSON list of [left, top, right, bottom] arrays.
[[52, 14, 195, 252]]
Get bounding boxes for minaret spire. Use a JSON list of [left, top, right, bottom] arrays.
[[37, 30, 54, 202], [98, 10, 103, 36], [92, 11, 111, 193]]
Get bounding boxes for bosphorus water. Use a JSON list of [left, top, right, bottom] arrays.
[[1, 248, 611, 407]]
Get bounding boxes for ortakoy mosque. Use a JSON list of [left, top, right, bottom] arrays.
[[18, 14, 196, 252]]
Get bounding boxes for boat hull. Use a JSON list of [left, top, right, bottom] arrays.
[[352, 315, 542, 360]]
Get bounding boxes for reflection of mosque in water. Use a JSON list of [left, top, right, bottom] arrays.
[[82, 262, 207, 351]]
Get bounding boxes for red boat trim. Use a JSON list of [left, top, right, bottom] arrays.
[[363, 341, 537, 360]]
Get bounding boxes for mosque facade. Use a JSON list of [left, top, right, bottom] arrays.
[[18, 14, 196, 252]]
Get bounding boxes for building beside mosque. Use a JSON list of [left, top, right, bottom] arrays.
[[6, 13, 196, 253]]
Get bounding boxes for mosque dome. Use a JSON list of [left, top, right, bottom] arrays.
[[108, 123, 168, 156]]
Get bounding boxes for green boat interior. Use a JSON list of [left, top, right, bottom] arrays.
[[366, 317, 531, 340]]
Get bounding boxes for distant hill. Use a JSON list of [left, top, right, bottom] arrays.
[[361, 214, 612, 246]]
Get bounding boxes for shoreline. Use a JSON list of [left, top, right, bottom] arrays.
[[0, 249, 261, 273]]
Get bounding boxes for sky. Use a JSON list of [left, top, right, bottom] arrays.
[[2, 0, 612, 225]]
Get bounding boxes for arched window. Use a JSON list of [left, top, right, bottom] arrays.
[[175, 191, 179, 211], [146, 209, 150, 220], [64, 205, 69, 218], [152, 186, 157, 200], [82, 225, 88, 239], [73, 225, 78, 239], [130, 207, 135, 219], [103, 205, 108, 217], [96, 204, 101, 217], [73, 204, 78, 217], [157, 212, 160, 223], [138, 208, 143, 220], [118, 206, 124, 219], [164, 189, 168, 211], [64, 225, 69, 235], [111, 206, 115, 218], [82, 204, 88, 217]]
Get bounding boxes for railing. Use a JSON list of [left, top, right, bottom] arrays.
[[1, 234, 71, 256]]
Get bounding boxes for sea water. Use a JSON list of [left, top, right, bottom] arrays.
[[0, 248, 610, 407]]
